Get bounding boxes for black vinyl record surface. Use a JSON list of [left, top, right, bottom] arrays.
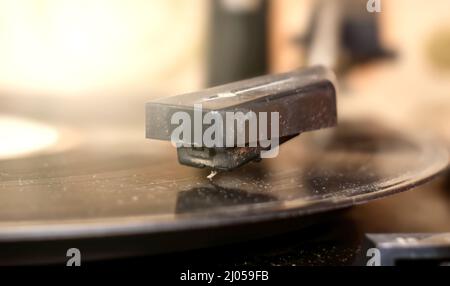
[[0, 119, 447, 264]]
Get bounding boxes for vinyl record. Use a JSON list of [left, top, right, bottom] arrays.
[[0, 120, 447, 264]]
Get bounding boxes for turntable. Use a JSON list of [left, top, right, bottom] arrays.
[[0, 66, 447, 265], [0, 0, 449, 268]]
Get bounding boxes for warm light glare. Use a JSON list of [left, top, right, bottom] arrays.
[[0, 0, 205, 96], [0, 116, 58, 159]]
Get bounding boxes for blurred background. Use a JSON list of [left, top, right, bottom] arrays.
[[0, 0, 449, 161]]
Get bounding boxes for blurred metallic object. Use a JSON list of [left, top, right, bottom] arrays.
[[208, 0, 268, 86], [301, 0, 394, 72], [305, 0, 340, 69], [363, 233, 450, 266], [146, 66, 337, 170]]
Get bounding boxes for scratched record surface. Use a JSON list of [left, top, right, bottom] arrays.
[[0, 120, 447, 264]]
